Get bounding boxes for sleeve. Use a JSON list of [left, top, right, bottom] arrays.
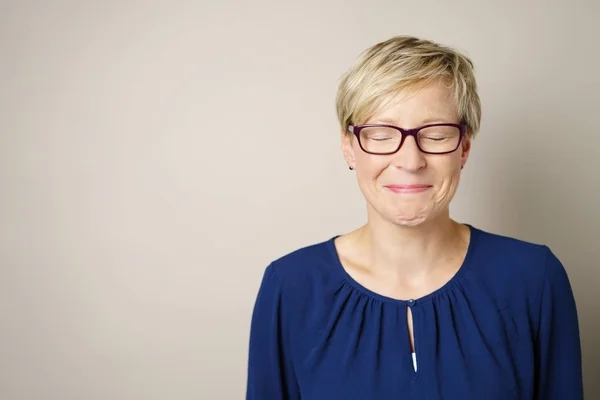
[[246, 264, 301, 400], [534, 247, 584, 399]]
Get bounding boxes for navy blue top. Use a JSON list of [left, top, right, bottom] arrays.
[[246, 225, 583, 399]]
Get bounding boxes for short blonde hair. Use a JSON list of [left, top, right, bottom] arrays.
[[336, 36, 482, 137]]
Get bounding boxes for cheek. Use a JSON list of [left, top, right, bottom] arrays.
[[355, 152, 389, 180], [355, 161, 391, 202], [433, 164, 462, 203]]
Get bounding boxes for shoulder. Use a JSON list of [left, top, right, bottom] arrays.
[[466, 225, 576, 317], [254, 237, 347, 326], [466, 226, 567, 309], [470, 226, 554, 279], [263, 236, 344, 293]]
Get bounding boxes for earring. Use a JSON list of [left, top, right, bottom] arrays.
[[349, 166, 354, 170]]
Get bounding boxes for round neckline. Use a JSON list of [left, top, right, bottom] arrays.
[[327, 224, 479, 305]]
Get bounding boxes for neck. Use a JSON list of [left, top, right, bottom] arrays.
[[357, 211, 465, 278]]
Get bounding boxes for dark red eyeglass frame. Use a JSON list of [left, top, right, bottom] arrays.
[[348, 123, 468, 155]]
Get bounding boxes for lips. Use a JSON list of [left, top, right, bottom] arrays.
[[384, 184, 432, 194]]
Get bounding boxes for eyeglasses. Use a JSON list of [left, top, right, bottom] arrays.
[[348, 123, 467, 155]]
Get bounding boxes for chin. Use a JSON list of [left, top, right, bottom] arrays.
[[365, 190, 447, 228], [386, 203, 444, 227], [391, 214, 428, 227]]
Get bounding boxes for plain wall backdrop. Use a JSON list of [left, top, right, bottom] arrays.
[[1, 0, 598, 398]]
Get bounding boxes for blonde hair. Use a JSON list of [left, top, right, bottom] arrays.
[[335, 36, 482, 137]]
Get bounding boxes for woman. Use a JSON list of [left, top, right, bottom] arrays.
[[246, 36, 583, 399]]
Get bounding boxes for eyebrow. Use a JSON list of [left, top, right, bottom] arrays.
[[370, 117, 456, 126]]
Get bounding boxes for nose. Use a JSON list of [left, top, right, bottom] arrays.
[[390, 135, 426, 171]]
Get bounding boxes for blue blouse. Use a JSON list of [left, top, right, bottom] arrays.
[[246, 225, 583, 399]]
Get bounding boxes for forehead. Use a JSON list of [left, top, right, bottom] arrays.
[[367, 81, 458, 125]]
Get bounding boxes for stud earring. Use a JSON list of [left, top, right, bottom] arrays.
[[349, 166, 354, 170]]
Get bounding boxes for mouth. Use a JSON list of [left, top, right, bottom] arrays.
[[384, 184, 432, 194]]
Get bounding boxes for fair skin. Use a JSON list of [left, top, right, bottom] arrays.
[[335, 80, 472, 351]]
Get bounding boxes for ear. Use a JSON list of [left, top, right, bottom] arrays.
[[460, 134, 471, 168], [341, 129, 356, 169]]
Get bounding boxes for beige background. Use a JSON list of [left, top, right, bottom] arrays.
[[1, 0, 598, 399]]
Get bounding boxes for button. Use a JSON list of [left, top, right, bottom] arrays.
[[407, 299, 416, 306]]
